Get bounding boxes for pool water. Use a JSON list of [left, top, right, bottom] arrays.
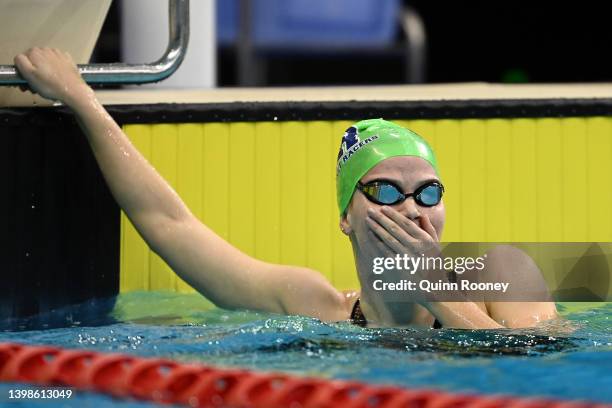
[[0, 292, 610, 407]]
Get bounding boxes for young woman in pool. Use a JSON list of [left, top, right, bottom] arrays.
[[14, 48, 558, 329]]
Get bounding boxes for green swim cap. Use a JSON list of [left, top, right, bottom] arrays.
[[336, 119, 439, 214]]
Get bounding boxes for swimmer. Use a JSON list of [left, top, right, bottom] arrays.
[[14, 48, 558, 329]]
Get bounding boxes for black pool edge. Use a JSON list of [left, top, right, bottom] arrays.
[[2, 98, 612, 126]]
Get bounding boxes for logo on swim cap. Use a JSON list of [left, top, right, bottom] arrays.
[[337, 126, 360, 161], [336, 126, 379, 174]]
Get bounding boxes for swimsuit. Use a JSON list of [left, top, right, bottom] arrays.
[[350, 299, 443, 329]]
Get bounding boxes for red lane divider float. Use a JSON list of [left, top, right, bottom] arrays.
[[0, 342, 609, 408]]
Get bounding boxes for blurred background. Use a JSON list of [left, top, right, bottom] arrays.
[[92, 0, 612, 87]]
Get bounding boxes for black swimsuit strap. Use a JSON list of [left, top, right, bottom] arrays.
[[350, 298, 443, 329], [350, 298, 367, 327]]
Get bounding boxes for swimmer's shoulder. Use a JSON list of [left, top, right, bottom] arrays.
[[341, 290, 361, 318]]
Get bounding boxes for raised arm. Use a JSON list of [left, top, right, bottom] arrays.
[[14, 47, 348, 320]]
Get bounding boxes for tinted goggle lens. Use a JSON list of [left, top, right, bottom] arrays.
[[417, 183, 443, 206], [362, 183, 401, 204]]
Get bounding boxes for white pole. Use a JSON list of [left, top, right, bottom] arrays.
[[120, 0, 216, 89]]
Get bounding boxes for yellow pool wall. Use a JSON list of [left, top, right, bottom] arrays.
[[119, 117, 612, 293]]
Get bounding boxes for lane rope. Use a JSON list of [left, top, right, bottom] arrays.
[[0, 342, 607, 408]]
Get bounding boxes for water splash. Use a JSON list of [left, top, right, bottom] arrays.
[[0, 292, 610, 403]]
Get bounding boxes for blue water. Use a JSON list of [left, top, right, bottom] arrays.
[[0, 292, 610, 408]]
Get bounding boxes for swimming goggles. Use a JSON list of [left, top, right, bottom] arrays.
[[356, 180, 444, 207]]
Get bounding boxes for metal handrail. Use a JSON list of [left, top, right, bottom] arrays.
[[0, 0, 189, 86]]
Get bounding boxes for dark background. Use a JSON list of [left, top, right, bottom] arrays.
[[92, 1, 612, 86]]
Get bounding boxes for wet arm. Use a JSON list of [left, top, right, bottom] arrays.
[[66, 89, 346, 318], [14, 48, 347, 319]]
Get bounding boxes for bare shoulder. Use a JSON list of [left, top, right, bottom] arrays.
[[342, 289, 360, 314], [482, 245, 558, 328], [486, 302, 558, 328], [269, 264, 353, 322]]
